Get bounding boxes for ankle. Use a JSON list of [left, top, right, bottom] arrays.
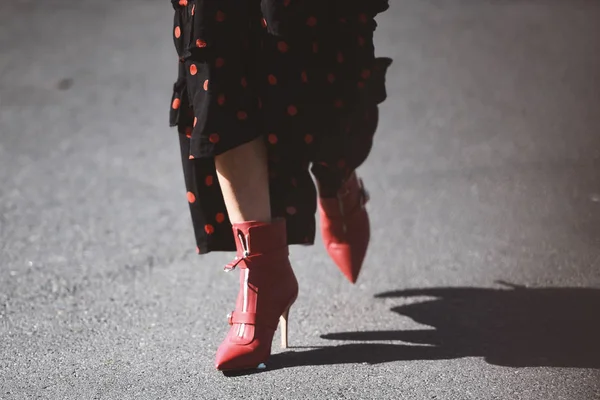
[[319, 173, 366, 215], [317, 171, 357, 199], [317, 183, 340, 198]]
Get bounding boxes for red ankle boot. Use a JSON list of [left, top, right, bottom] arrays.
[[318, 172, 370, 284], [215, 219, 299, 371]]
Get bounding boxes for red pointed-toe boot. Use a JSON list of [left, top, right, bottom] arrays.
[[318, 172, 370, 284], [215, 219, 299, 371]]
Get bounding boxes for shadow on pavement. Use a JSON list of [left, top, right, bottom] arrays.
[[269, 282, 600, 370]]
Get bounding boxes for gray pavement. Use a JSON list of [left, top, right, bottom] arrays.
[[1, 0, 600, 399]]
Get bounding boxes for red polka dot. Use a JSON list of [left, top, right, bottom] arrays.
[[205, 224, 215, 234], [174, 26, 181, 39], [286, 206, 297, 215], [217, 94, 226, 105], [301, 71, 308, 83], [185, 127, 192, 138], [327, 73, 335, 83], [241, 77, 247, 88], [268, 74, 278, 85], [196, 246, 200, 254], [337, 52, 344, 63], [216, 11, 226, 22], [189, 64, 197, 75], [307, 16, 317, 27], [358, 36, 366, 46], [357, 81, 365, 89], [203, 80, 209, 91], [278, 41, 289, 53], [268, 134, 278, 144], [283, 0, 291, 6], [216, 213, 225, 223], [312, 42, 319, 53], [193, 117, 198, 127], [187, 191, 196, 203], [237, 111, 248, 120], [261, 18, 267, 28], [334, 99, 344, 108], [359, 13, 368, 24], [205, 175, 214, 186], [287, 105, 298, 116], [209, 133, 220, 143], [304, 134, 313, 144], [215, 57, 225, 68], [196, 39, 207, 48], [189, 155, 195, 160], [178, 0, 187, 6], [361, 69, 372, 80], [172, 98, 181, 109]]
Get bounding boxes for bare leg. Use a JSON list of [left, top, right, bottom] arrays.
[[215, 137, 271, 224], [214, 137, 298, 371]]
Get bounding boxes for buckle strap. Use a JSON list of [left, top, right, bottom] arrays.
[[227, 311, 278, 330], [224, 247, 289, 272], [336, 178, 369, 233], [224, 256, 245, 272]]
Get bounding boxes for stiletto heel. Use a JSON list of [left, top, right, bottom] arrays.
[[280, 304, 292, 349]]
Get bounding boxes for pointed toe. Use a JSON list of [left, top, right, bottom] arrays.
[[215, 345, 259, 371], [326, 242, 368, 284], [215, 343, 239, 371]]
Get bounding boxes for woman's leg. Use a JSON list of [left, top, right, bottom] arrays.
[[213, 137, 299, 371], [171, 0, 299, 372], [215, 137, 271, 223], [311, 55, 392, 284]]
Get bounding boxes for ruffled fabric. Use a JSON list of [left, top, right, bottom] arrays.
[[168, 0, 392, 253]]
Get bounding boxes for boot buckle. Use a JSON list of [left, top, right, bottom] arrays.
[[224, 256, 245, 272]]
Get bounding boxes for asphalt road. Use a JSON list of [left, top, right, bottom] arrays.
[[1, 0, 600, 399]]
